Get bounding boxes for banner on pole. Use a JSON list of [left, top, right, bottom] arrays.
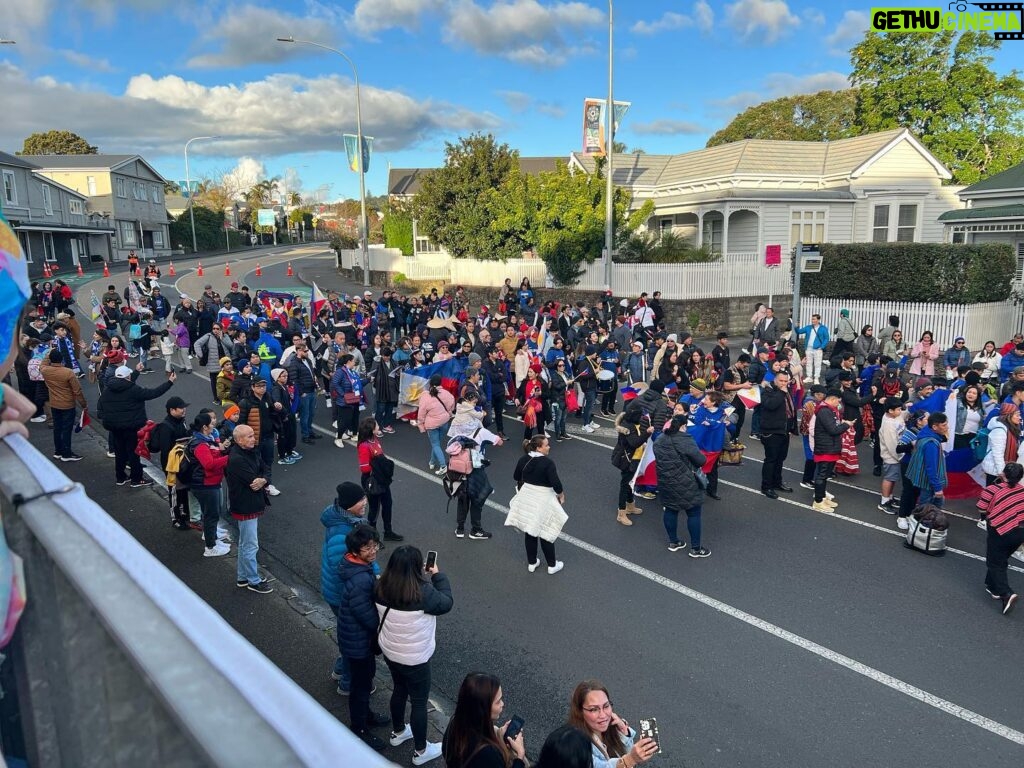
[[582, 98, 631, 156], [257, 209, 276, 227], [765, 244, 782, 266], [344, 134, 374, 173], [89, 290, 101, 322]]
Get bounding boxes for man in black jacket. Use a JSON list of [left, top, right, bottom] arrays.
[[149, 395, 192, 529], [97, 364, 176, 487], [287, 344, 320, 444], [225, 425, 272, 593], [481, 346, 508, 438], [759, 369, 795, 499], [238, 378, 279, 496]]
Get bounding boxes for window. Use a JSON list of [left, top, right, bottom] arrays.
[[69, 199, 84, 215], [896, 204, 918, 242], [660, 218, 674, 237], [2, 170, 16, 205], [86, 175, 97, 196], [116, 177, 127, 198], [43, 233, 56, 262], [133, 181, 145, 201], [151, 185, 160, 204], [790, 209, 826, 246], [120, 221, 137, 246], [872, 205, 890, 242], [951, 231, 965, 244], [18, 231, 32, 263], [152, 228, 164, 247], [41, 184, 52, 215], [1016, 242, 1024, 284]]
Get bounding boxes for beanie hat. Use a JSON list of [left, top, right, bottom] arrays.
[[649, 379, 666, 393], [915, 377, 933, 389], [336, 481, 365, 510], [586, 345, 598, 355], [468, 352, 482, 366], [666, 333, 678, 343], [810, 384, 826, 395], [219, 356, 232, 367], [223, 404, 240, 420], [690, 378, 707, 392], [885, 361, 899, 371], [114, 365, 133, 379], [826, 387, 844, 399], [1000, 402, 1018, 418], [271, 368, 286, 382]]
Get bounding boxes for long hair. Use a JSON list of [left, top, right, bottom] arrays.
[[535, 725, 594, 768], [523, 434, 547, 454], [958, 384, 983, 411], [357, 417, 377, 444], [374, 545, 427, 609], [444, 673, 509, 768], [429, 373, 442, 398], [568, 680, 626, 758]]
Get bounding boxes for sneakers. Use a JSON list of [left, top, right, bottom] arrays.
[[527, 560, 540, 573], [636, 491, 657, 500], [389, 724, 414, 747], [411, 741, 443, 765], [587, 422, 599, 430], [236, 579, 248, 588], [289, 451, 302, 460], [455, 528, 466, 538], [29, 415, 46, 423], [468, 528, 492, 540], [896, 516, 910, 531], [581, 424, 595, 434], [60, 453, 83, 462], [547, 561, 564, 575], [266, 485, 281, 496], [1012, 550, 1024, 563], [434, 466, 447, 476], [336, 683, 376, 695], [204, 542, 230, 557], [977, 518, 988, 530], [820, 498, 838, 509], [382, 426, 396, 434], [811, 500, 832, 512], [877, 500, 898, 515], [799, 482, 815, 490], [561, 433, 572, 440], [1002, 594, 1018, 615], [130, 478, 154, 488], [334, 438, 346, 448], [246, 579, 274, 594], [985, 587, 1001, 600], [688, 547, 711, 558], [667, 541, 687, 552], [106, 450, 116, 458], [383, 531, 404, 542], [277, 456, 297, 465], [188, 521, 203, 531]]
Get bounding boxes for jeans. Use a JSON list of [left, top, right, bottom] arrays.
[[985, 525, 1024, 598], [349, 655, 377, 734], [918, 487, 944, 509], [51, 406, 75, 458], [299, 393, 317, 438], [191, 485, 222, 548], [258, 438, 274, 483], [368, 487, 394, 534], [551, 402, 567, 437], [384, 658, 432, 751], [375, 400, 394, 429], [750, 406, 761, 437], [237, 518, 260, 585], [663, 505, 702, 548], [110, 426, 144, 483], [760, 433, 790, 491], [805, 348, 823, 382], [525, 533, 556, 566], [582, 388, 596, 425], [426, 426, 447, 469]]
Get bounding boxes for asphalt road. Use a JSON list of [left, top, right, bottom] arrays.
[[57, 246, 1024, 767]]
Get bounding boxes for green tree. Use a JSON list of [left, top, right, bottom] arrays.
[[851, 30, 1024, 184], [168, 205, 240, 253], [706, 89, 859, 147], [382, 199, 414, 255], [413, 133, 529, 261], [19, 130, 98, 155]]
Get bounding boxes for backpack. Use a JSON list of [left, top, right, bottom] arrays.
[[970, 426, 990, 462], [446, 439, 473, 476], [166, 439, 198, 488], [197, 334, 211, 367]]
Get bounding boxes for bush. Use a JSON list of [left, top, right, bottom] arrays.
[[797, 242, 1015, 303], [613, 231, 721, 264]]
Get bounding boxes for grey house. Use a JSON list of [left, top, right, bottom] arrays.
[[0, 151, 114, 279], [20, 153, 171, 263]]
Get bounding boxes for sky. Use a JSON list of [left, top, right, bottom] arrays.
[[1, 0, 1020, 203]]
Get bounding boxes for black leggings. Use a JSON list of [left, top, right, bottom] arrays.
[[618, 468, 635, 508], [335, 403, 359, 437], [368, 487, 394, 534], [384, 658, 431, 751], [525, 534, 556, 567], [813, 460, 836, 503]]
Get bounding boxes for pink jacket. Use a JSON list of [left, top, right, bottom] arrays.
[[417, 389, 455, 431], [908, 341, 939, 376]]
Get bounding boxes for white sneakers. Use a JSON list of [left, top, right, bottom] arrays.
[[411, 741, 442, 765], [204, 542, 230, 557], [390, 724, 413, 747], [547, 561, 564, 575], [896, 517, 910, 531], [581, 425, 595, 433], [266, 485, 281, 496], [527, 560, 540, 573], [334, 438, 346, 448]]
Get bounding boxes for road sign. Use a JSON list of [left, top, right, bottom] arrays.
[[178, 180, 199, 197], [257, 209, 275, 227], [799, 243, 822, 273]]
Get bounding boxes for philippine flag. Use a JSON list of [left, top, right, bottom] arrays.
[[310, 281, 328, 320], [910, 387, 987, 499], [737, 385, 761, 409], [397, 357, 470, 420], [630, 439, 658, 491]]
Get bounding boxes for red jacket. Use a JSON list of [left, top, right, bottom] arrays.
[[357, 438, 384, 476], [194, 441, 229, 487]]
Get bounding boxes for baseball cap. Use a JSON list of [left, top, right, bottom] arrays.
[[231, 281, 239, 289], [166, 396, 189, 410], [114, 365, 132, 379]]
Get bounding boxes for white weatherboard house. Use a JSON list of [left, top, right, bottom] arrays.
[[569, 128, 963, 256]]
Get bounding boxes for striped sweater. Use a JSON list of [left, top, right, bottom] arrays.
[[977, 482, 1024, 535]]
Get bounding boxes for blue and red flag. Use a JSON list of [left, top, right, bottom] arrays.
[[397, 357, 470, 420]]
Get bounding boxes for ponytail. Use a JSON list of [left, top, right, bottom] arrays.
[[523, 434, 547, 454], [429, 385, 439, 398], [428, 373, 442, 399]]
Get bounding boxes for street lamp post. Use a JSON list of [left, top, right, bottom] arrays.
[[603, 0, 614, 292], [277, 36, 370, 288], [184, 135, 219, 254]]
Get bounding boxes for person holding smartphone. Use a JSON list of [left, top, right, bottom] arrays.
[[442, 672, 527, 768], [569, 680, 658, 768]]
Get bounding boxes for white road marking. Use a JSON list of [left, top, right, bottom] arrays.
[[305, 420, 1024, 747]]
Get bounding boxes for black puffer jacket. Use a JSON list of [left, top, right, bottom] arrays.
[[759, 384, 793, 435], [97, 374, 174, 431], [625, 388, 672, 432], [812, 402, 849, 456], [653, 430, 706, 511]]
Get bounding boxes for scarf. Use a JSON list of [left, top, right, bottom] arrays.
[[882, 375, 902, 397]]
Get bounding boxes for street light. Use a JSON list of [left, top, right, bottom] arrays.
[[277, 35, 370, 287], [603, 0, 614, 292], [184, 135, 219, 254], [0, 39, 15, 45]]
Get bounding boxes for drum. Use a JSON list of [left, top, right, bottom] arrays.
[[720, 443, 745, 466], [597, 369, 616, 381]]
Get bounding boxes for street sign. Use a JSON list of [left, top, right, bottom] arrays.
[[799, 243, 822, 273], [177, 180, 199, 197], [257, 208, 275, 227]]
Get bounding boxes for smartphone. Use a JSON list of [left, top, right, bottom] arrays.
[[638, 717, 661, 754], [425, 550, 437, 570], [504, 715, 524, 742]]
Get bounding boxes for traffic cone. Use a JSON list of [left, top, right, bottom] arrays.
[[103, 261, 110, 278], [135, 266, 142, 277], [224, 262, 231, 277], [77, 262, 84, 277], [197, 262, 204, 277], [286, 262, 293, 277], [255, 262, 262, 277], [42, 263, 50, 278], [168, 261, 176, 277]]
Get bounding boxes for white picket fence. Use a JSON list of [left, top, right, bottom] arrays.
[[799, 297, 1024, 351]]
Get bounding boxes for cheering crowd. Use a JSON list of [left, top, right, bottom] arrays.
[[6, 269, 1024, 765]]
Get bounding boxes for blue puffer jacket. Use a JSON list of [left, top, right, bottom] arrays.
[[337, 556, 379, 660], [320, 504, 379, 607]]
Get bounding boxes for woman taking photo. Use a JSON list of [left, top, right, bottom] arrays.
[[506, 435, 567, 574], [908, 330, 940, 378], [375, 546, 454, 765], [882, 329, 909, 362], [418, 373, 456, 475], [548, 357, 574, 442], [442, 673, 527, 768], [330, 352, 363, 447], [516, 364, 549, 440], [568, 680, 658, 768], [977, 461, 1024, 616], [189, 412, 231, 557], [356, 417, 403, 542], [973, 340, 1002, 383]]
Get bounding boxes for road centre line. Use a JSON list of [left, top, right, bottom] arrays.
[[304, 420, 1024, 748]]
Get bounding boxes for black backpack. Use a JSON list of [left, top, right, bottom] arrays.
[[177, 439, 200, 487]]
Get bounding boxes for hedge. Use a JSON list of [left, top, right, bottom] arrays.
[[796, 242, 1015, 303]]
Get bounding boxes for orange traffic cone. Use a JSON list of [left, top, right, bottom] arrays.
[[286, 262, 293, 277], [197, 262, 204, 277], [103, 261, 110, 278], [135, 266, 142, 277], [77, 262, 84, 277], [224, 262, 231, 277], [168, 261, 176, 277], [42, 263, 50, 278], [255, 262, 262, 277]]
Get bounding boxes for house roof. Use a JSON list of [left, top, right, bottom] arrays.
[[0, 151, 38, 170], [388, 156, 564, 197], [959, 161, 1024, 196], [570, 129, 949, 188], [938, 204, 1024, 222], [19, 153, 167, 183]]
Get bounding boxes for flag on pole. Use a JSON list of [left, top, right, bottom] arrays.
[[630, 439, 658, 491], [126, 280, 142, 311], [737, 386, 762, 409], [75, 408, 91, 433], [89, 290, 101, 322], [582, 98, 632, 156], [397, 357, 470, 420], [310, 281, 328, 320], [344, 134, 374, 173]]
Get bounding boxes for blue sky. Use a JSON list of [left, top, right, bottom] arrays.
[[1, 0, 1020, 203]]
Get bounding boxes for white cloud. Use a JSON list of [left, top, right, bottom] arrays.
[[710, 70, 850, 115], [631, 119, 707, 136], [78, 0, 184, 24], [57, 49, 117, 73], [222, 158, 267, 196], [802, 7, 825, 26], [352, 0, 444, 36], [497, 89, 565, 118], [0, 62, 500, 160], [187, 5, 342, 68], [631, 1, 714, 35], [278, 167, 304, 201], [725, 0, 800, 44], [826, 10, 869, 52], [444, 0, 604, 67]]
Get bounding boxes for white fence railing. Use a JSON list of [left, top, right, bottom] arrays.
[[799, 297, 1024, 350]]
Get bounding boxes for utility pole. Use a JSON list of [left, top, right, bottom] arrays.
[[602, 0, 615, 292]]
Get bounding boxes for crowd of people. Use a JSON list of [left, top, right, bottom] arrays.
[[6, 269, 1024, 765]]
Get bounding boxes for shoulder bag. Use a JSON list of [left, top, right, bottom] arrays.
[[371, 607, 391, 656]]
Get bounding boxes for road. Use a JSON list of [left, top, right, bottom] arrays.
[[55, 245, 1024, 767]]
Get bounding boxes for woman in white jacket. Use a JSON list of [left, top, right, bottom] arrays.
[[982, 404, 1022, 486], [375, 546, 454, 765], [973, 341, 1002, 383]]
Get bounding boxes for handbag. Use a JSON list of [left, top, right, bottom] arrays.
[[692, 466, 709, 490], [343, 391, 361, 405], [371, 607, 391, 656], [565, 386, 580, 412]]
